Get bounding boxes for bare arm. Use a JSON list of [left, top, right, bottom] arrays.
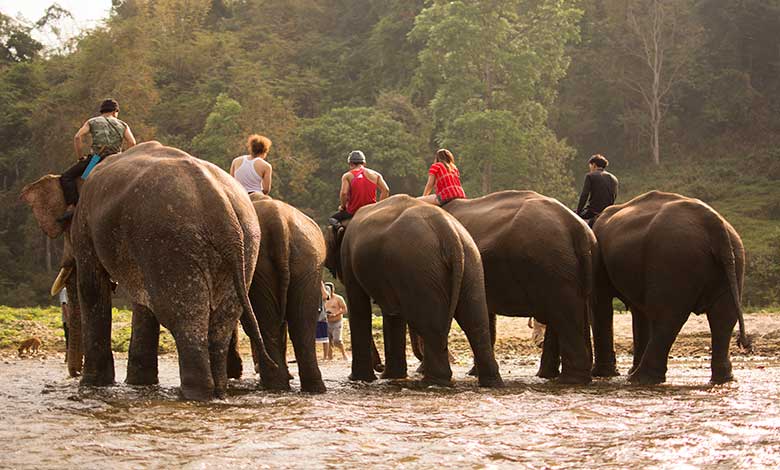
[[262, 163, 272, 195], [73, 122, 90, 158], [422, 174, 435, 196], [229, 158, 238, 177], [376, 174, 390, 201], [123, 125, 137, 149], [339, 173, 350, 210]]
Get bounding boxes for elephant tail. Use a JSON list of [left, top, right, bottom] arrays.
[[574, 223, 595, 361], [710, 212, 752, 353], [446, 220, 466, 321]]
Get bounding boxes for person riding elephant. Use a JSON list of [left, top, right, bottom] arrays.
[[324, 194, 503, 387], [421, 190, 594, 384], [590, 191, 751, 384], [226, 193, 327, 393], [21, 141, 275, 401]]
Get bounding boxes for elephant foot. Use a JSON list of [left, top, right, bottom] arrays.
[[80, 370, 115, 387], [592, 362, 620, 377], [710, 365, 734, 384], [478, 374, 504, 388], [421, 375, 453, 387], [181, 386, 214, 401], [381, 368, 408, 380], [261, 377, 292, 392], [536, 367, 561, 380], [301, 380, 327, 394], [226, 360, 243, 380], [556, 372, 592, 385], [68, 367, 82, 378], [628, 370, 666, 385], [466, 365, 478, 377], [349, 371, 377, 382], [126, 369, 159, 386]]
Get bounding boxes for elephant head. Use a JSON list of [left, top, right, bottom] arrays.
[[20, 175, 67, 239]]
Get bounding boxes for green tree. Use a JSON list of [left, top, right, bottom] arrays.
[[191, 93, 244, 167], [411, 0, 582, 196]]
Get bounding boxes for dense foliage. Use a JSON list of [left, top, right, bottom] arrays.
[[0, 0, 778, 306]]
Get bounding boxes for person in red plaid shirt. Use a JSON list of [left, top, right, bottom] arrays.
[[419, 148, 466, 206]]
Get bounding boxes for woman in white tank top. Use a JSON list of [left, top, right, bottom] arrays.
[[230, 134, 273, 195]]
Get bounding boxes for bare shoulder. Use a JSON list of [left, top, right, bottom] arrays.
[[254, 158, 272, 171], [364, 167, 384, 181]]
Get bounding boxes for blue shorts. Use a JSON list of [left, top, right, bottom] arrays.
[[315, 321, 329, 343]]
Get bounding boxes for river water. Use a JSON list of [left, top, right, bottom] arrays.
[[1, 355, 779, 469]]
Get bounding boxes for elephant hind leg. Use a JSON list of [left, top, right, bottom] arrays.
[[346, 282, 378, 383], [126, 303, 160, 386], [537, 324, 561, 379], [171, 315, 214, 401], [454, 308, 502, 388], [226, 328, 243, 380], [629, 311, 690, 385], [629, 308, 651, 376], [707, 298, 739, 384], [419, 333, 453, 387]]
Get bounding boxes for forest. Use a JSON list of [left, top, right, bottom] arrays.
[[0, 0, 778, 307]]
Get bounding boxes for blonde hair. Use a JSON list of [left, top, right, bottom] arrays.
[[247, 134, 272, 157]]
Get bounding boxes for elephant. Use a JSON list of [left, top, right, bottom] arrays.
[[590, 190, 751, 384], [426, 190, 595, 384], [227, 193, 327, 393], [324, 194, 503, 387], [21, 141, 275, 400]]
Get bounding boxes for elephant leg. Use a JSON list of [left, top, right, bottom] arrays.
[[287, 285, 325, 393], [172, 315, 214, 401], [409, 326, 425, 374], [629, 308, 651, 376], [419, 333, 453, 387], [381, 315, 407, 379], [455, 310, 502, 388], [65, 276, 83, 377], [537, 324, 561, 379], [346, 283, 376, 382], [707, 298, 738, 384], [77, 258, 115, 387], [629, 311, 690, 385], [126, 303, 160, 385], [591, 258, 619, 377], [226, 328, 242, 380], [466, 312, 495, 377]]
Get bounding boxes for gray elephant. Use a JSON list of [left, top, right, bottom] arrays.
[[442, 190, 595, 383], [21, 141, 274, 400], [591, 191, 751, 384], [231, 193, 326, 393], [324, 194, 502, 387]]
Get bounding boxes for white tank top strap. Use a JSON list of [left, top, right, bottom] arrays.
[[234, 155, 264, 194]]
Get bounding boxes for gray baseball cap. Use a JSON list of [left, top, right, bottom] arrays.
[[347, 150, 366, 164]]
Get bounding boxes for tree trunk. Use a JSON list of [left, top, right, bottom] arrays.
[[481, 160, 493, 195]]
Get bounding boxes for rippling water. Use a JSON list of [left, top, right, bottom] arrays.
[[1, 355, 779, 469]]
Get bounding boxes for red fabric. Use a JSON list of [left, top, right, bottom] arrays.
[[346, 167, 378, 214], [429, 162, 466, 202]]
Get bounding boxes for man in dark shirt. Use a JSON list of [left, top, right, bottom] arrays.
[[576, 154, 618, 227]]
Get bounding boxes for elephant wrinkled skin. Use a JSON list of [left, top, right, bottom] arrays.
[[591, 191, 751, 384], [324, 195, 502, 387], [21, 141, 274, 401]]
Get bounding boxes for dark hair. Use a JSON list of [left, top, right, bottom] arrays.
[[99, 99, 119, 114], [247, 134, 272, 157], [435, 148, 456, 171], [588, 154, 609, 168]]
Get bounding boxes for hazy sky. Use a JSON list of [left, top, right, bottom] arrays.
[[0, 0, 112, 46]]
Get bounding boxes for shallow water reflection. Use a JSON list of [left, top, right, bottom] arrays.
[[2, 356, 779, 469]]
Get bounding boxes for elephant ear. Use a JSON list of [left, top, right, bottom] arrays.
[[20, 175, 67, 239]]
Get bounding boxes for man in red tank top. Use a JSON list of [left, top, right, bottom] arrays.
[[328, 150, 390, 226]]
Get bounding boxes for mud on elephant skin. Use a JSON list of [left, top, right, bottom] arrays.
[[591, 191, 751, 385], [226, 193, 327, 393], [21, 141, 276, 401], [439, 191, 595, 384], [324, 195, 503, 388]]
